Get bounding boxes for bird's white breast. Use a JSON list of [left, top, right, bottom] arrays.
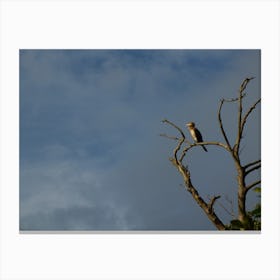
[[190, 128, 197, 141]]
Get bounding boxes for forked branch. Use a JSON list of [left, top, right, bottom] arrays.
[[161, 77, 260, 230], [161, 118, 226, 230], [161, 119, 186, 164], [235, 77, 255, 154], [208, 195, 221, 214], [218, 99, 232, 150]]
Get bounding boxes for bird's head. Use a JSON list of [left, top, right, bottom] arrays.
[[186, 122, 195, 128]]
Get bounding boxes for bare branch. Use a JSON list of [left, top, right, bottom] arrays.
[[223, 93, 247, 103], [179, 150, 187, 162], [239, 77, 255, 92], [240, 98, 261, 135], [218, 99, 232, 150], [159, 133, 191, 145], [178, 169, 226, 230], [159, 133, 181, 141], [162, 119, 185, 139], [179, 141, 230, 162], [245, 180, 261, 192], [165, 153, 227, 230], [245, 164, 261, 176], [236, 88, 244, 153], [244, 159, 261, 169], [161, 78, 259, 230], [235, 77, 255, 154], [162, 119, 230, 163], [162, 119, 186, 164], [182, 141, 229, 154], [208, 195, 221, 214]]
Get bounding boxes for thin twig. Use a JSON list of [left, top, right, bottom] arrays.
[[159, 133, 191, 145], [162, 119, 186, 164], [179, 141, 230, 162], [239, 77, 255, 92], [235, 77, 255, 154], [218, 99, 232, 150], [162, 119, 185, 139], [223, 92, 247, 103], [245, 180, 261, 192], [239, 143, 246, 156], [236, 85, 243, 154], [245, 164, 261, 176], [208, 195, 221, 214], [182, 141, 229, 153], [244, 159, 261, 169], [240, 98, 261, 135]]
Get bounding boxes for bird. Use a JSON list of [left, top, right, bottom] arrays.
[[186, 122, 208, 152]]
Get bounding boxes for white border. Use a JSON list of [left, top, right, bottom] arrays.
[[1, 1, 279, 279]]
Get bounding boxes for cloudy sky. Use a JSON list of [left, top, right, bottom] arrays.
[[20, 50, 260, 231]]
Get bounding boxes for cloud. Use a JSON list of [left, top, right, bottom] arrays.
[[20, 157, 135, 230]]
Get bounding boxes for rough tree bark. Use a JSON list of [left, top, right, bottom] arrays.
[[161, 77, 261, 230]]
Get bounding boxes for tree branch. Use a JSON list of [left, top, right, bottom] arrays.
[[223, 93, 247, 103], [179, 141, 230, 162], [159, 133, 180, 141], [245, 180, 261, 192], [208, 195, 221, 214], [162, 119, 186, 164], [161, 119, 185, 138], [239, 77, 255, 92], [236, 88, 244, 154], [159, 133, 191, 144], [245, 164, 261, 176], [161, 119, 227, 230], [240, 98, 261, 136], [161, 77, 259, 230], [218, 99, 232, 150], [243, 159, 261, 170], [235, 77, 255, 154], [178, 167, 226, 230]]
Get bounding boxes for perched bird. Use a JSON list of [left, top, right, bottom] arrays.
[[186, 122, 208, 152]]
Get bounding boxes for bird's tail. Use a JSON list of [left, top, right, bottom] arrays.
[[202, 145, 208, 152]]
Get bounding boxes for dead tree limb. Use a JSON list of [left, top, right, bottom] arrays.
[[208, 195, 221, 214], [240, 98, 261, 141], [244, 159, 261, 170], [218, 99, 232, 150], [245, 180, 261, 193], [161, 77, 260, 230], [162, 120, 226, 230], [235, 77, 255, 155], [245, 163, 261, 176]]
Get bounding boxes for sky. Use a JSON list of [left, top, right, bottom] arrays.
[[20, 50, 261, 231]]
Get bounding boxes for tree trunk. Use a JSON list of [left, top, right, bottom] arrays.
[[236, 164, 247, 224]]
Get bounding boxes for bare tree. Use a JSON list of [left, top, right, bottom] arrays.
[[161, 77, 261, 230]]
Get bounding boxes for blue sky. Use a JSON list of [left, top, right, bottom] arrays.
[[20, 50, 260, 230]]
